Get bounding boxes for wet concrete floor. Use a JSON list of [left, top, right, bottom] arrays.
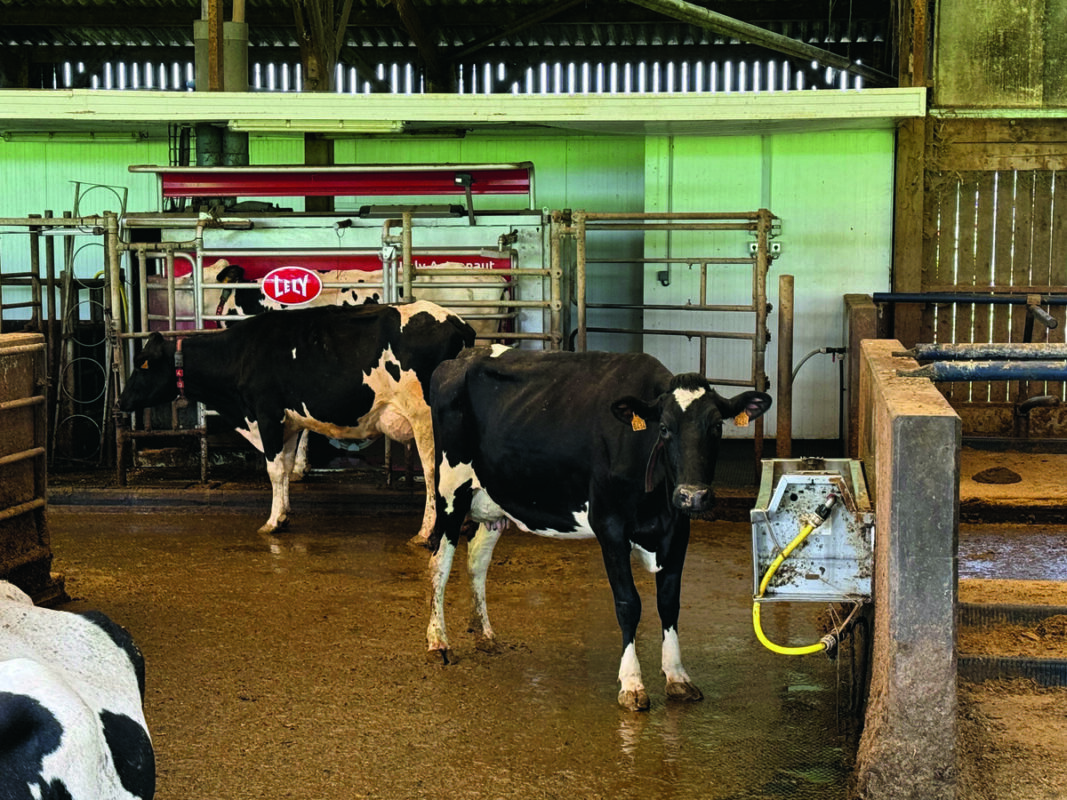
[[49, 509, 854, 800]]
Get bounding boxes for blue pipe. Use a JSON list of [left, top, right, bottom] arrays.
[[898, 360, 1067, 382], [899, 343, 1067, 361]]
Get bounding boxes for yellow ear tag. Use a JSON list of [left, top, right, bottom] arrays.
[[733, 411, 750, 427], [631, 413, 647, 432], [140, 361, 149, 370]]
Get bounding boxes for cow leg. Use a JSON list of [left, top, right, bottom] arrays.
[[656, 570, 703, 702], [426, 534, 457, 664], [406, 410, 438, 545], [467, 521, 504, 652], [599, 539, 649, 712], [260, 434, 299, 534], [291, 430, 309, 481], [656, 520, 703, 702]]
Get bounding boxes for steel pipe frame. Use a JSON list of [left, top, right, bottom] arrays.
[[555, 207, 777, 475], [112, 208, 562, 484], [899, 342, 1067, 361]]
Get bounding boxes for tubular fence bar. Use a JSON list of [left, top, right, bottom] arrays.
[[555, 207, 776, 378], [111, 207, 562, 483], [898, 343, 1067, 361], [897, 360, 1067, 382]]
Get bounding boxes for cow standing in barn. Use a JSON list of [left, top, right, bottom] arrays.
[[119, 300, 475, 540], [184, 260, 507, 481], [425, 345, 772, 711], [0, 581, 154, 799]]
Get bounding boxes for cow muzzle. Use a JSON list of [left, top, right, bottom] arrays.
[[672, 484, 715, 516]]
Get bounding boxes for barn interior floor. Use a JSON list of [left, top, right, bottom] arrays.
[[42, 441, 1067, 797], [47, 511, 857, 800]]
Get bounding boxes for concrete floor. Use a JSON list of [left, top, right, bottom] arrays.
[[48, 510, 855, 800], [37, 440, 1062, 799]]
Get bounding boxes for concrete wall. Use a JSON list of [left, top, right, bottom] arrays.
[[853, 339, 960, 799]]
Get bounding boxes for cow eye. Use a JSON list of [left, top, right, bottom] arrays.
[[659, 422, 671, 438]]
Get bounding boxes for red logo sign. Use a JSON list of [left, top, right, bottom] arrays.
[[261, 267, 323, 306]]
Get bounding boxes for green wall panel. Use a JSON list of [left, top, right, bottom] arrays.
[[643, 129, 894, 440]]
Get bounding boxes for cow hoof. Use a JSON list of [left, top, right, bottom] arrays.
[[666, 681, 704, 703], [618, 688, 651, 712], [474, 635, 500, 654], [407, 533, 431, 550], [426, 647, 456, 666]]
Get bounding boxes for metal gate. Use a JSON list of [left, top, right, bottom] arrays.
[[551, 208, 781, 461], [111, 163, 560, 483]]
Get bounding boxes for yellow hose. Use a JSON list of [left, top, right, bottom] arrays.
[[753, 523, 829, 656]]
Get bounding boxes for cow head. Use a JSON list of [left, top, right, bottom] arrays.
[[118, 332, 179, 412], [612, 374, 772, 515], [212, 264, 254, 325]]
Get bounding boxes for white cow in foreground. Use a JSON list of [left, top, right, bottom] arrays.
[[0, 581, 154, 799]]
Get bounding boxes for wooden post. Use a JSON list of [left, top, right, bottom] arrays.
[[775, 274, 794, 457]]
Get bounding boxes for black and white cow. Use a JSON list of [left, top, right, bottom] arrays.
[[425, 345, 772, 711], [203, 261, 506, 482], [0, 581, 154, 799], [119, 300, 475, 540]]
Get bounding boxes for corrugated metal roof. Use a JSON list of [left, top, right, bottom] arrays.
[[0, 0, 894, 89]]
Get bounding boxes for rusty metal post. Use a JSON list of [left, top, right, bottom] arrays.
[[28, 215, 42, 331], [752, 209, 773, 475], [402, 212, 414, 301], [776, 274, 794, 457]]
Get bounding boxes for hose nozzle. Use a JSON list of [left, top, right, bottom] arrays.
[[800, 491, 839, 531]]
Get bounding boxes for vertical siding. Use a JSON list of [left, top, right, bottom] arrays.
[[770, 131, 894, 439], [0, 140, 166, 218]]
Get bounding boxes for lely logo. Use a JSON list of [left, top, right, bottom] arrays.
[[261, 267, 323, 306]]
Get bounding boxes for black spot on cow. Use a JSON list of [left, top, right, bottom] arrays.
[[100, 710, 155, 800], [0, 692, 68, 800], [385, 361, 401, 382]]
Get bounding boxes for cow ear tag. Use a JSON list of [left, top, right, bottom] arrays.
[[733, 411, 750, 427], [631, 413, 647, 432], [140, 360, 149, 370]]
